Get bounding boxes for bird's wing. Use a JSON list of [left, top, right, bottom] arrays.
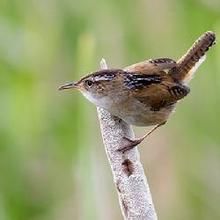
[[124, 58, 177, 74], [127, 76, 190, 110]]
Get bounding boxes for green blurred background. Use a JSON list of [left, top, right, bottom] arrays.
[[0, 0, 220, 219]]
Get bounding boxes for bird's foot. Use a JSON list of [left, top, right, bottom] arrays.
[[117, 121, 167, 153], [117, 136, 145, 153]]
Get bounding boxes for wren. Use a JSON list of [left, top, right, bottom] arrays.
[[59, 31, 216, 152]]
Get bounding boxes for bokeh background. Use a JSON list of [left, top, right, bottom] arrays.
[[0, 0, 220, 219]]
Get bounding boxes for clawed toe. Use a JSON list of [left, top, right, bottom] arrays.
[[117, 121, 167, 153], [117, 137, 144, 153]]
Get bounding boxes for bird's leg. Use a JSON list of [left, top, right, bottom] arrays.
[[118, 121, 166, 153]]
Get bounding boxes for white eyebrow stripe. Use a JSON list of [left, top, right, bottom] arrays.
[[94, 75, 115, 81]]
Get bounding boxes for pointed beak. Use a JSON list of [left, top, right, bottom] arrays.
[[58, 82, 78, 91]]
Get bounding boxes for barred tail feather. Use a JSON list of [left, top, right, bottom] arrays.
[[170, 31, 216, 84]]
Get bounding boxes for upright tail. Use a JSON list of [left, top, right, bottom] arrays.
[[170, 31, 216, 84]]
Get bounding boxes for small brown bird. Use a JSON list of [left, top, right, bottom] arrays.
[[59, 31, 216, 152]]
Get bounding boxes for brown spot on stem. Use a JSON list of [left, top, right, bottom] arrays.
[[116, 180, 121, 193], [122, 159, 134, 176], [121, 199, 128, 217]]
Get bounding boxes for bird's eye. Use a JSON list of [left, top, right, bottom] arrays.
[[85, 80, 93, 87]]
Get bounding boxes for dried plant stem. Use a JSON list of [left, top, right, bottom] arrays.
[[96, 59, 157, 220]]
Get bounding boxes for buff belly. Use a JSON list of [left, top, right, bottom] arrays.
[[108, 101, 176, 126]]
